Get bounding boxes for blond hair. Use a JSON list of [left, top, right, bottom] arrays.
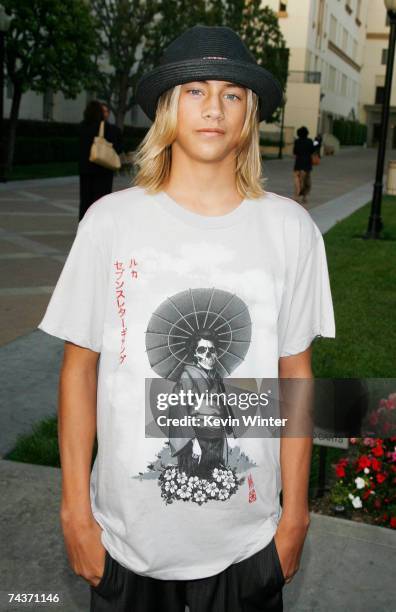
[[131, 85, 267, 199]]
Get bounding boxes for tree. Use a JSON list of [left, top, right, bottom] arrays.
[[3, 0, 97, 175], [91, 0, 289, 129], [90, 0, 161, 129]]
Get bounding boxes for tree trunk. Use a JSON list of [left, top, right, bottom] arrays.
[[115, 73, 129, 130], [5, 82, 22, 177]]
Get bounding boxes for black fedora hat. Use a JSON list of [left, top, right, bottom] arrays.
[[135, 25, 284, 123]]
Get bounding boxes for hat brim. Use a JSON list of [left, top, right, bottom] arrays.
[[135, 58, 284, 123]]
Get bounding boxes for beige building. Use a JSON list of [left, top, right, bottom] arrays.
[[360, 0, 396, 148], [262, 0, 370, 142]]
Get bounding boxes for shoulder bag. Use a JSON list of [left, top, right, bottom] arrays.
[[89, 121, 121, 171]]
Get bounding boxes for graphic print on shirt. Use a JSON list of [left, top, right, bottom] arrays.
[[139, 287, 258, 505]]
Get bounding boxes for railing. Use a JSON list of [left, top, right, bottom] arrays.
[[288, 71, 321, 84]]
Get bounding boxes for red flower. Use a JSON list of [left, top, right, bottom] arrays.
[[390, 517, 396, 529], [372, 444, 384, 457], [336, 466, 346, 478], [376, 473, 387, 484], [371, 458, 381, 472], [362, 490, 371, 500], [357, 455, 371, 470]]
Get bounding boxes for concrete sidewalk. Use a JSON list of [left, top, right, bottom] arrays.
[[0, 459, 394, 612]]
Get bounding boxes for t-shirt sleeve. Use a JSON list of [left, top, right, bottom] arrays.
[[278, 226, 336, 358], [37, 207, 110, 353]]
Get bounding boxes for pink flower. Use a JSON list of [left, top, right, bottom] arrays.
[[363, 437, 375, 447], [388, 450, 396, 463], [387, 393, 396, 409]]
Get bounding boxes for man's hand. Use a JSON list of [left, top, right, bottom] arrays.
[[274, 515, 310, 584], [61, 510, 106, 588], [192, 437, 202, 463]]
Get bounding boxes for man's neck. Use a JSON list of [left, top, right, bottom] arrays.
[[161, 159, 242, 216]]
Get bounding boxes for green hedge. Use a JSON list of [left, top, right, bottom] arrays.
[[4, 119, 81, 138], [14, 137, 79, 165], [333, 119, 367, 145], [10, 122, 150, 165], [259, 137, 285, 147]]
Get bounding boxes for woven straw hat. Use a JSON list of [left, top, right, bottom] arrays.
[[135, 25, 284, 123]]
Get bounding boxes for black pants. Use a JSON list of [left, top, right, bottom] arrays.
[[90, 537, 285, 612], [79, 173, 113, 221], [177, 436, 225, 480]]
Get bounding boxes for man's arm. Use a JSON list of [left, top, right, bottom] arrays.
[[275, 346, 313, 584], [58, 341, 105, 588]]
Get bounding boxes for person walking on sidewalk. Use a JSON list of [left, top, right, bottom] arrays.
[[78, 100, 123, 221], [38, 25, 336, 612], [293, 126, 315, 206]]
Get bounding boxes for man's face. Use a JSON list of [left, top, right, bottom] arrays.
[[175, 80, 247, 163]]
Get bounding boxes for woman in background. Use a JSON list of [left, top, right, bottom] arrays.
[[78, 100, 123, 220], [293, 126, 315, 206]]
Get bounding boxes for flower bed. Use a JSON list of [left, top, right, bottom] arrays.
[[327, 393, 396, 529]]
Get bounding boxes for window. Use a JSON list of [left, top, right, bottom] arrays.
[[328, 65, 336, 91], [330, 15, 338, 43], [382, 49, 388, 65], [279, 1, 287, 10], [341, 73, 347, 97], [375, 86, 384, 105], [352, 39, 358, 61], [342, 27, 348, 52]]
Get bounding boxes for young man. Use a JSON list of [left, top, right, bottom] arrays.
[[38, 25, 336, 612]]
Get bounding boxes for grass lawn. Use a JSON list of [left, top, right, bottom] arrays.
[[4, 196, 396, 502], [310, 195, 396, 378]]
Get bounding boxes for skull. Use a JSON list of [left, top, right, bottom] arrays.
[[194, 339, 217, 370]]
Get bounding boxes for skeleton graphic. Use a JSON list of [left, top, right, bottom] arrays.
[[194, 338, 218, 370], [168, 330, 236, 479]]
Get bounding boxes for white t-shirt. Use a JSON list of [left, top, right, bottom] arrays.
[[37, 185, 336, 580]]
